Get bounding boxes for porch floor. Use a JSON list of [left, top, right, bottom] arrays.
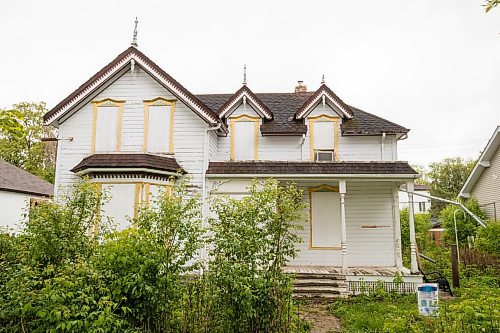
[[283, 265, 414, 276]]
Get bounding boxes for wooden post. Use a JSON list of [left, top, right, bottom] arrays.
[[339, 180, 348, 274], [406, 181, 418, 273], [451, 244, 460, 288]]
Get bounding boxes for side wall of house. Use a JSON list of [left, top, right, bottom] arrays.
[[215, 103, 396, 162], [55, 66, 207, 196], [471, 146, 500, 220], [0, 191, 46, 230]]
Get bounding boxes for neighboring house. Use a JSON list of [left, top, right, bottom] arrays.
[[459, 126, 500, 221], [399, 184, 431, 213], [0, 159, 53, 229], [44, 45, 422, 293]]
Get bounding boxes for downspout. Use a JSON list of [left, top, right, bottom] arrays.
[[300, 134, 306, 160], [201, 123, 222, 264], [380, 132, 386, 161], [400, 189, 486, 228]]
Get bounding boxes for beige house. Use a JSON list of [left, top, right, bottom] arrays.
[[459, 126, 500, 221]]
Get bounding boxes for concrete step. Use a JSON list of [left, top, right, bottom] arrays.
[[293, 292, 349, 299]]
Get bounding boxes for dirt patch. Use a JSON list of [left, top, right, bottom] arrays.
[[299, 301, 342, 333]]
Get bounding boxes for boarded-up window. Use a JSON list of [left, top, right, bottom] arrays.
[[101, 183, 136, 231], [232, 120, 258, 160], [313, 121, 335, 150], [310, 191, 341, 248], [95, 106, 119, 152], [147, 105, 171, 153]]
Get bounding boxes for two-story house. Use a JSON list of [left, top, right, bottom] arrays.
[[44, 45, 422, 294]]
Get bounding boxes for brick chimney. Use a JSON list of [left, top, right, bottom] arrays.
[[295, 80, 307, 93]]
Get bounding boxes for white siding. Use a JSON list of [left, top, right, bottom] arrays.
[[471, 146, 500, 220], [0, 191, 48, 230], [208, 179, 397, 267], [55, 67, 207, 195]]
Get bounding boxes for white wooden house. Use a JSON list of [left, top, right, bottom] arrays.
[[44, 45, 423, 295], [399, 184, 431, 213]]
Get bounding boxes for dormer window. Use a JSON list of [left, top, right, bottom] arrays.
[[91, 99, 125, 153], [230, 115, 259, 161], [309, 115, 340, 161]]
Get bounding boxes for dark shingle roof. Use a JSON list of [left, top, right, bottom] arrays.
[[71, 153, 184, 174], [197, 93, 409, 136], [0, 159, 53, 196], [206, 161, 418, 175]]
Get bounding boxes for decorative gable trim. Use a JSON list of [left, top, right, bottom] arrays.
[[218, 86, 273, 119], [295, 84, 353, 119], [44, 47, 219, 126]]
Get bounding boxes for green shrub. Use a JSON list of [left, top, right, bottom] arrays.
[[440, 199, 485, 246], [475, 221, 500, 255]]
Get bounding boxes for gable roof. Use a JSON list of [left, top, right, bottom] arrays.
[[0, 159, 53, 197], [218, 85, 273, 119], [459, 126, 500, 198], [294, 84, 354, 119], [197, 92, 409, 136], [44, 46, 219, 126]]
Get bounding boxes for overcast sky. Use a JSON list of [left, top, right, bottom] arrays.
[[1, 0, 499, 167]]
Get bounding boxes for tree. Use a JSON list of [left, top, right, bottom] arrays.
[[0, 102, 56, 183], [428, 157, 475, 216], [484, 0, 499, 12], [411, 164, 430, 185]]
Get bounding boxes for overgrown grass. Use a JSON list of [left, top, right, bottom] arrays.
[[329, 277, 500, 333]]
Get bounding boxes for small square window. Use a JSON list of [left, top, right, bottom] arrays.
[[314, 150, 335, 162]]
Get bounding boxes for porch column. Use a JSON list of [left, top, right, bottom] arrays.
[[339, 180, 348, 274], [407, 181, 418, 273], [392, 184, 403, 270]]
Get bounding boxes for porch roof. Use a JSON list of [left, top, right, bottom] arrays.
[[206, 161, 419, 179]]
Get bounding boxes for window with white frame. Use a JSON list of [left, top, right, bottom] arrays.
[[309, 186, 341, 248], [230, 115, 259, 161], [144, 98, 175, 153], [92, 99, 124, 153], [309, 115, 339, 161]]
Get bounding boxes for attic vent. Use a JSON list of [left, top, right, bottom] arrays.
[[295, 81, 307, 93]]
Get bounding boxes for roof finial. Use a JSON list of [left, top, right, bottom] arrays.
[[321, 74, 325, 85], [243, 64, 247, 85], [131, 17, 138, 48]]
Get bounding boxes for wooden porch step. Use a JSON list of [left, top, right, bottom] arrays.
[[291, 272, 349, 299], [292, 273, 346, 280], [294, 279, 345, 287], [293, 292, 349, 299], [294, 286, 347, 293]]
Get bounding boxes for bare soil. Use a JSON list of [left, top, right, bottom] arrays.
[[299, 301, 342, 333]]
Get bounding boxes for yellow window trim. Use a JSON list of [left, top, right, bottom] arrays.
[[308, 184, 341, 250], [230, 114, 260, 161], [91, 98, 125, 153], [143, 97, 176, 154], [308, 114, 340, 161]]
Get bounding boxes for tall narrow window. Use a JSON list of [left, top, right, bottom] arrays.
[[309, 115, 339, 161], [144, 98, 176, 153], [100, 183, 136, 231], [309, 185, 341, 248], [92, 99, 125, 153], [230, 115, 259, 161]]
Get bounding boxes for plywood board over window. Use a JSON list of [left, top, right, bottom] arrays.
[[92, 99, 125, 153], [143, 97, 176, 153], [230, 115, 259, 161], [308, 114, 340, 161], [309, 185, 341, 249]]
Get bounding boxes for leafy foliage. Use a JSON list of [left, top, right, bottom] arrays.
[[439, 199, 485, 246], [427, 157, 475, 216], [484, 0, 499, 12], [475, 221, 500, 255], [400, 209, 432, 267], [0, 102, 56, 183], [0, 179, 307, 332]]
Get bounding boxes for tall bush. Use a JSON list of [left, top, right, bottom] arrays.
[[440, 199, 485, 246]]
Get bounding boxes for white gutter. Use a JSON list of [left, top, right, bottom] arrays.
[[381, 132, 386, 161], [400, 189, 486, 228], [206, 173, 420, 179], [201, 123, 222, 264]]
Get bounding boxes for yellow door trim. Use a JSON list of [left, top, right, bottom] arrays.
[[308, 184, 341, 250]]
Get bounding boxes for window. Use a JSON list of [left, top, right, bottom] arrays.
[[314, 150, 335, 162], [418, 202, 426, 212], [309, 115, 339, 161], [309, 185, 341, 248], [92, 99, 125, 153], [230, 115, 259, 161], [143, 98, 176, 153]]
